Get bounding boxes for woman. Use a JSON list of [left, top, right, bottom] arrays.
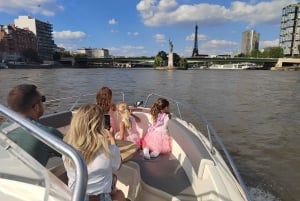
[[63, 104, 126, 201], [96, 86, 117, 132]]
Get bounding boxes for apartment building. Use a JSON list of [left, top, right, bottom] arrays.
[[14, 16, 55, 60], [279, 3, 300, 56], [0, 24, 37, 61], [241, 30, 260, 55]]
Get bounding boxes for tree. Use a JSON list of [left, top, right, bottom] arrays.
[[236, 53, 247, 57], [262, 47, 283, 58], [179, 58, 188, 69], [154, 56, 164, 67], [156, 51, 168, 62], [173, 52, 181, 66], [250, 49, 262, 58]]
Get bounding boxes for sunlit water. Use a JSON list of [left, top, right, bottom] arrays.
[[0, 68, 299, 201]]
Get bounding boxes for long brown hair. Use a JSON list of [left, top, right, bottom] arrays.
[[150, 98, 169, 123], [96, 87, 112, 114]]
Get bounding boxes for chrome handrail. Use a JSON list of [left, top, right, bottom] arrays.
[[0, 104, 88, 201]]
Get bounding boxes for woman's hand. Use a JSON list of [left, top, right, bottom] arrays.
[[106, 128, 116, 145]]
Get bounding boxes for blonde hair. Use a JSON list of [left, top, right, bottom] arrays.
[[63, 104, 111, 167], [117, 102, 131, 129]]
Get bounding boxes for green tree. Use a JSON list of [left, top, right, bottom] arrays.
[[179, 58, 188, 69], [250, 49, 261, 58], [262, 47, 283, 58], [154, 56, 164, 67], [156, 51, 168, 62], [173, 52, 181, 66], [235, 53, 247, 57]]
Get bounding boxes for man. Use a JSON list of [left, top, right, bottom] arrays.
[[0, 84, 63, 166]]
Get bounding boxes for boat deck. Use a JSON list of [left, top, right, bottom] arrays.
[[131, 151, 197, 201]]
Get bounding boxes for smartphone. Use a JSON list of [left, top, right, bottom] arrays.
[[104, 114, 111, 130]]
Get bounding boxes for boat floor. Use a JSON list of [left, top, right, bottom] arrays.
[[129, 150, 197, 201]]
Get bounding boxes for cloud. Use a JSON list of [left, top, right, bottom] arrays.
[[0, 0, 64, 16], [53, 30, 86, 39], [260, 39, 279, 49], [108, 18, 118, 25], [198, 39, 239, 55], [128, 32, 140, 36], [136, 0, 298, 27], [186, 33, 207, 41], [154, 34, 166, 42], [108, 45, 146, 56]]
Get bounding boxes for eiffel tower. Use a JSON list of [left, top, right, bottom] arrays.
[[192, 24, 199, 57]]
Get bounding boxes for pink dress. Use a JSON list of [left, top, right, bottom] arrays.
[[115, 116, 140, 146], [142, 113, 172, 154]]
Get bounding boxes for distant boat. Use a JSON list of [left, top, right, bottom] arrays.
[[209, 63, 262, 70]]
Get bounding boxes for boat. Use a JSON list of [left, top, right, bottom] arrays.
[[209, 63, 262, 70], [0, 93, 252, 201]]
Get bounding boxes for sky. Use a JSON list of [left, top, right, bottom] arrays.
[[0, 0, 299, 57]]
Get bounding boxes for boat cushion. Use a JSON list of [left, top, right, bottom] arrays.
[[167, 119, 212, 174]]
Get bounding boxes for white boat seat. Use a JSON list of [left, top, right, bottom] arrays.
[[168, 119, 213, 174]]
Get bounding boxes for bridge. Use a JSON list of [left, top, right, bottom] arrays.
[[60, 56, 279, 69]]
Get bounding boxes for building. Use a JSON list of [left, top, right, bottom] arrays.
[[279, 3, 300, 57], [0, 24, 37, 61], [76, 48, 109, 58], [241, 30, 260, 55], [14, 16, 55, 61]]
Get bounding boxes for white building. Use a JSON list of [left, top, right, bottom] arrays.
[[14, 16, 55, 61], [77, 48, 109, 58], [241, 30, 260, 55], [279, 3, 300, 56]]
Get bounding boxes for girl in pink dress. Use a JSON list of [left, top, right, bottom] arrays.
[[141, 98, 172, 160], [115, 102, 141, 146]]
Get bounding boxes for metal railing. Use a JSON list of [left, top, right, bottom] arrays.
[[0, 104, 88, 201]]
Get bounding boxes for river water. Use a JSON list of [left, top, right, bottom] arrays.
[[0, 68, 299, 201]]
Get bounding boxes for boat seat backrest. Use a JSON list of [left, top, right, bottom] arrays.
[[132, 111, 152, 137], [167, 119, 212, 174]]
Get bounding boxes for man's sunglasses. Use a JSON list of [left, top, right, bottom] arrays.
[[32, 95, 46, 107]]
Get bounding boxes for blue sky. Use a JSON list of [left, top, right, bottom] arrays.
[[0, 0, 298, 57]]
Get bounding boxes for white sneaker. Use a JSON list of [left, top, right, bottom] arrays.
[[150, 151, 160, 158], [143, 148, 150, 160]]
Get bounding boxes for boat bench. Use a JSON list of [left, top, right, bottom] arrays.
[[167, 119, 213, 174]]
